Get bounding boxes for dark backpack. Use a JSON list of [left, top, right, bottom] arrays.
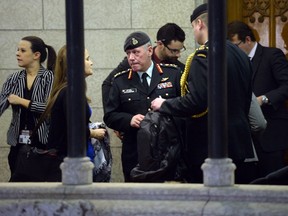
[[130, 111, 186, 182]]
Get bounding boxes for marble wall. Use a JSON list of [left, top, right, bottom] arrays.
[[0, 0, 204, 182]]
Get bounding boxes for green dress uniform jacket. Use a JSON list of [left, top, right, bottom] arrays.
[[104, 62, 181, 181]]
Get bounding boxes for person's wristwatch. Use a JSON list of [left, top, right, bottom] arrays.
[[262, 95, 269, 105]]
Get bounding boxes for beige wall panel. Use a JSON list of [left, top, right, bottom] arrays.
[[0, 147, 10, 182], [85, 30, 131, 69], [0, 109, 12, 146], [44, 0, 131, 29], [0, 70, 14, 87], [110, 145, 124, 182], [0, 0, 43, 29], [86, 68, 114, 112], [131, 0, 195, 29]]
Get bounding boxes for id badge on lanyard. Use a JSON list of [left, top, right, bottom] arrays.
[[19, 79, 33, 145]]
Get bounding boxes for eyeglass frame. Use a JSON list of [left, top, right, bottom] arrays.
[[235, 41, 243, 47], [158, 39, 186, 54]]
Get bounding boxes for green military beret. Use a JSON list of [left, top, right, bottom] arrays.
[[124, 31, 151, 52]]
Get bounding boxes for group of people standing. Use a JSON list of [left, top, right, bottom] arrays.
[[0, 38, 106, 182], [1, 3, 288, 184]]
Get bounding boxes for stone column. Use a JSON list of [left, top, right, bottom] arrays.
[[202, 158, 236, 186], [61, 157, 94, 185]]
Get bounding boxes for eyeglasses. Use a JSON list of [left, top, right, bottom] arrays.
[[164, 44, 186, 54], [235, 41, 243, 47]]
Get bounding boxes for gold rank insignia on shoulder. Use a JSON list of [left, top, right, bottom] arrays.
[[198, 44, 208, 50], [159, 63, 178, 68], [132, 37, 138, 45], [197, 53, 207, 58], [114, 69, 130, 78], [160, 77, 169, 82], [196, 45, 208, 58]]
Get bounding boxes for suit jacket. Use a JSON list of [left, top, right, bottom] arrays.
[[0, 66, 53, 146], [103, 61, 181, 175], [252, 43, 288, 151], [160, 41, 254, 164]]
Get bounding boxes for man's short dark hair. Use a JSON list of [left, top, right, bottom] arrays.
[[227, 21, 256, 42], [156, 23, 185, 46]]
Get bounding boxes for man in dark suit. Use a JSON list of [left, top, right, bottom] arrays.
[[151, 3, 255, 183], [103, 31, 182, 182], [227, 21, 288, 178]]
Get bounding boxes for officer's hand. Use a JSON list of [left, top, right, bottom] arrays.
[[114, 130, 124, 140], [151, 98, 165, 111], [130, 114, 145, 128]]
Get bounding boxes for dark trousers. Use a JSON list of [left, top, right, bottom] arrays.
[[8, 144, 25, 179], [254, 140, 286, 178], [256, 150, 286, 178], [234, 160, 258, 184]]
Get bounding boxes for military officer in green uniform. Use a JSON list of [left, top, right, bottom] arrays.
[[103, 31, 182, 182]]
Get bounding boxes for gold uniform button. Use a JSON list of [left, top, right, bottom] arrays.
[[165, 93, 169, 96]]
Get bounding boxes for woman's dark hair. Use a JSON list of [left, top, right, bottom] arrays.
[[22, 36, 57, 71]]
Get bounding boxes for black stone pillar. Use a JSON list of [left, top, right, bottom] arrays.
[[208, 0, 227, 158], [65, 0, 86, 157]]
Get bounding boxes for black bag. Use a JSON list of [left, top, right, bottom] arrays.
[[10, 146, 62, 182], [130, 111, 186, 182]]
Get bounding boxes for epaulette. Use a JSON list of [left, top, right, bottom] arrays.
[[195, 45, 208, 58], [159, 63, 178, 68], [114, 69, 131, 79]]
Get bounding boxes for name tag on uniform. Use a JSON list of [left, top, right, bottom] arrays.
[[157, 82, 173, 89], [19, 130, 31, 144], [122, 88, 137, 94]]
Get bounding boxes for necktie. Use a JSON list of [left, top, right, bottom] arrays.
[[141, 73, 149, 92]]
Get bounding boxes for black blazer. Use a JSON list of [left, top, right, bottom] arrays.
[[160, 41, 254, 163], [252, 43, 288, 119], [251, 43, 288, 151]]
